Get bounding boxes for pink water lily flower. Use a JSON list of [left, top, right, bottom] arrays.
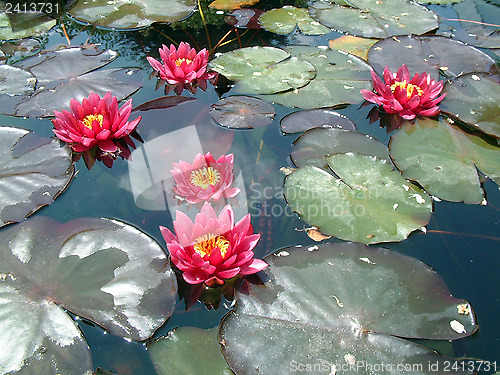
[[160, 203, 268, 286], [361, 64, 446, 120], [52, 91, 141, 153], [171, 152, 240, 205]]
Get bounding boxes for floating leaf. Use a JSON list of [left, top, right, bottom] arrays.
[[67, 0, 196, 30], [0, 8, 56, 40], [284, 152, 431, 244], [209, 46, 316, 95], [219, 243, 477, 375], [209, 0, 259, 10], [0, 127, 73, 227], [0, 65, 36, 114], [389, 118, 500, 204], [132, 95, 195, 111], [258, 6, 331, 35], [367, 35, 499, 81], [149, 327, 233, 375], [0, 38, 41, 62], [224, 9, 263, 28], [328, 35, 377, 60], [290, 127, 390, 168], [210, 95, 275, 129], [262, 46, 372, 109], [309, 0, 438, 38], [440, 73, 500, 139], [280, 108, 355, 134]]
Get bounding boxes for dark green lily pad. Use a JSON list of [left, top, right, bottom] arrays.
[[281, 109, 355, 134], [0, 216, 176, 373], [149, 327, 233, 375], [219, 242, 476, 375], [1, 38, 41, 62], [367, 35, 499, 81], [9, 45, 142, 117], [309, 0, 438, 39], [67, 0, 196, 30], [284, 152, 432, 244], [210, 95, 275, 129], [440, 73, 500, 139], [291, 127, 390, 168], [389, 118, 500, 204], [262, 46, 372, 109], [0, 127, 74, 227], [258, 6, 331, 35], [0, 8, 56, 40], [209, 46, 316, 95]]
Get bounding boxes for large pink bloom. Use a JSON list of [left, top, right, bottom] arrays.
[[171, 152, 240, 205], [147, 42, 210, 85], [361, 64, 446, 120], [52, 91, 141, 153], [160, 203, 268, 286]]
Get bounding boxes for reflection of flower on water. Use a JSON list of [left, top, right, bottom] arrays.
[[160, 202, 268, 288], [171, 152, 240, 205], [52, 91, 142, 169], [147, 42, 216, 95], [361, 64, 446, 125]]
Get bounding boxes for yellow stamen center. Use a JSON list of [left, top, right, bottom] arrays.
[[390, 80, 424, 99], [175, 58, 193, 66], [190, 167, 221, 189], [82, 114, 104, 129], [193, 234, 230, 258]]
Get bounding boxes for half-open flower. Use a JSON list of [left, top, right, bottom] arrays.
[[361, 64, 446, 120], [52, 91, 141, 154], [160, 203, 268, 287], [171, 152, 240, 205]]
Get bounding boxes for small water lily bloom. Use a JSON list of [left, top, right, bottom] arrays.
[[52, 91, 141, 154], [171, 152, 240, 205], [160, 203, 268, 287], [361, 64, 446, 120]]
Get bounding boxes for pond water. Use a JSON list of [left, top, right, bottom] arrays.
[[0, 0, 499, 374]]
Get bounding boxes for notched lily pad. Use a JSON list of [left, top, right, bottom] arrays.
[[258, 6, 331, 35], [284, 152, 432, 244], [0, 126, 73, 227], [309, 0, 438, 38], [389, 117, 500, 204], [219, 242, 477, 375], [210, 95, 275, 129], [281, 108, 355, 134], [67, 0, 196, 30]]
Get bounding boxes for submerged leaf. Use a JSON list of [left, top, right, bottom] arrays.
[[280, 108, 355, 134], [258, 6, 331, 35], [0, 8, 56, 40], [210, 95, 275, 129]]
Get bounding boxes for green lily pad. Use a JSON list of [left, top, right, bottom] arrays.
[[0, 127, 74, 227], [149, 327, 233, 375], [0, 8, 56, 40], [284, 152, 432, 244], [210, 95, 276, 129], [219, 242, 477, 375], [209, 46, 316, 95], [262, 46, 372, 109], [291, 127, 390, 168], [281, 109, 356, 134], [367, 35, 499, 81], [440, 73, 500, 139], [328, 35, 378, 60], [67, 0, 196, 30], [258, 6, 331, 35], [389, 118, 500, 204], [309, 0, 438, 39]]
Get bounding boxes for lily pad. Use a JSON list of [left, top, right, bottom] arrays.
[[262, 46, 372, 109], [219, 242, 477, 375], [0, 8, 56, 40], [210, 95, 275, 129], [440, 73, 500, 139], [10, 45, 142, 117], [281, 108, 355, 134], [149, 327, 233, 375], [67, 0, 196, 30], [328, 35, 378, 60], [0, 65, 36, 114], [209, 46, 316, 95], [389, 118, 500, 204], [290, 127, 390, 167], [309, 0, 438, 39], [0, 127, 73, 227], [0, 216, 176, 373], [284, 152, 432, 244], [367, 35, 499, 81], [209, 0, 259, 10], [258, 6, 331, 35]]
